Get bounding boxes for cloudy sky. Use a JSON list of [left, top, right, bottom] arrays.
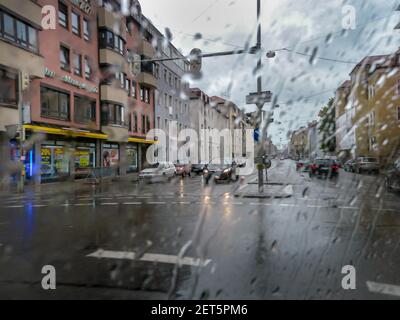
[[139, 0, 400, 147]]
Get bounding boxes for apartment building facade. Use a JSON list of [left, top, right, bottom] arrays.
[[340, 50, 400, 165], [0, 0, 158, 186], [0, 0, 45, 187]]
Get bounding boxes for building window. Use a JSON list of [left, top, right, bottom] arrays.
[[133, 113, 138, 132], [60, 45, 70, 71], [72, 12, 80, 36], [83, 19, 90, 41], [142, 115, 146, 134], [398, 106, 400, 121], [99, 29, 124, 55], [0, 11, 38, 52], [102, 103, 125, 126], [84, 56, 91, 80], [157, 116, 160, 129], [131, 81, 137, 98], [368, 85, 375, 100], [73, 54, 82, 76], [164, 93, 168, 108], [155, 64, 160, 78], [74, 95, 96, 123], [58, 1, 68, 29], [146, 116, 151, 133], [140, 86, 150, 103], [0, 68, 18, 107], [41, 86, 70, 120]]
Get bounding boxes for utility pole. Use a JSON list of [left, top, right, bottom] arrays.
[[255, 0, 265, 193], [18, 71, 28, 193]]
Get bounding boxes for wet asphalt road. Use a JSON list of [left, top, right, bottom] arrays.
[[0, 159, 400, 300]]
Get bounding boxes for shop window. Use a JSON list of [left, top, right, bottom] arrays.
[[73, 54, 82, 76], [0, 68, 18, 107], [74, 95, 96, 123], [0, 10, 38, 52], [75, 144, 96, 175], [58, 1, 68, 29], [60, 45, 70, 71], [41, 86, 70, 120], [126, 145, 138, 173], [72, 12, 80, 36]]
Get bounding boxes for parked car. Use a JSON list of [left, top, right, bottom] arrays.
[[355, 157, 380, 174], [344, 159, 356, 172], [309, 158, 340, 179], [192, 162, 209, 175], [384, 160, 400, 192], [296, 159, 310, 171], [175, 163, 192, 177], [203, 160, 238, 184], [139, 162, 176, 182]]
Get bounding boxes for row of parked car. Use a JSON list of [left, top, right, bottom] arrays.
[[295, 156, 400, 191], [296, 158, 340, 179], [138, 159, 245, 184]]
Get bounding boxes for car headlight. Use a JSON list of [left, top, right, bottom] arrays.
[[203, 169, 209, 174], [223, 168, 230, 174]]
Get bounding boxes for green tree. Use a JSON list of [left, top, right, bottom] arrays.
[[318, 98, 336, 153]]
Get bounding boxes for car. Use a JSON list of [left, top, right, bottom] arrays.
[[139, 162, 176, 182], [203, 160, 239, 184], [191, 161, 209, 175], [355, 157, 380, 174], [384, 160, 400, 192], [175, 163, 192, 177], [309, 158, 340, 179], [344, 159, 356, 172], [296, 159, 310, 171]]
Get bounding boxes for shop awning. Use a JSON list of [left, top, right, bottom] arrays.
[[128, 137, 157, 144], [24, 125, 108, 140]]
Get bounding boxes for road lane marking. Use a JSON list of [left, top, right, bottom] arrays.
[[3, 205, 24, 208], [367, 281, 400, 297], [123, 202, 142, 205], [100, 203, 118, 206], [32, 205, 47, 208], [74, 203, 92, 206], [147, 202, 166, 205], [87, 249, 212, 267]]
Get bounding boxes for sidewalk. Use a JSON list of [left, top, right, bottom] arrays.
[[0, 173, 139, 198]]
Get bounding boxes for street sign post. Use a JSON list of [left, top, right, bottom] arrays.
[[246, 91, 272, 105]]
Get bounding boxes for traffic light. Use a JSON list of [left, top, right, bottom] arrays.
[[21, 72, 30, 91], [189, 48, 202, 73]]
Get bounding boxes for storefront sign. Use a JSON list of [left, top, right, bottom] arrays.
[[45, 68, 98, 94], [69, 0, 93, 15]]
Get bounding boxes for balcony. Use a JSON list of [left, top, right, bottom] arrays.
[[102, 125, 129, 143], [137, 40, 155, 58], [136, 72, 157, 88], [99, 49, 128, 73], [0, 41, 44, 78], [98, 7, 127, 40], [1, 0, 42, 27], [100, 84, 128, 106]]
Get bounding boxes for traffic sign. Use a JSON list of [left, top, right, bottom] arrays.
[[246, 91, 272, 105], [253, 128, 260, 142]]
